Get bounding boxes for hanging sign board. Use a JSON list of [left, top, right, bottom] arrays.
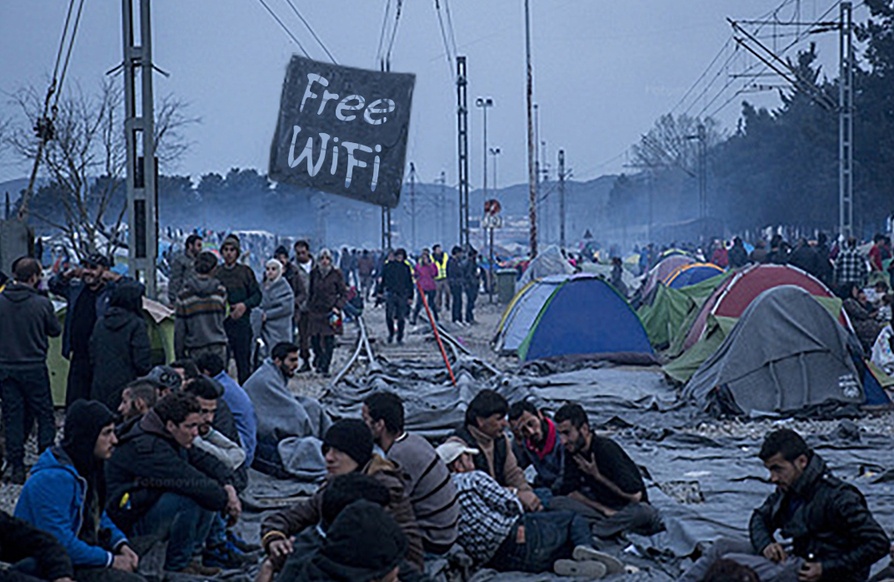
[[269, 56, 415, 209]]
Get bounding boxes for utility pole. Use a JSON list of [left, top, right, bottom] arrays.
[[476, 97, 494, 207], [839, 1, 854, 239], [524, 0, 537, 258], [122, 0, 158, 297], [409, 162, 417, 250], [558, 149, 566, 251], [490, 147, 501, 192], [456, 56, 470, 248], [437, 170, 446, 243], [697, 123, 707, 235]]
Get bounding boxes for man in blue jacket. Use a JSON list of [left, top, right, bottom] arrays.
[[15, 400, 143, 581]]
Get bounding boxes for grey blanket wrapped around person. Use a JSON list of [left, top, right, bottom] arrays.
[[244, 357, 330, 480], [252, 263, 295, 360]]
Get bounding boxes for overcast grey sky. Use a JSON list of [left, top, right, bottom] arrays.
[[0, 0, 855, 189]]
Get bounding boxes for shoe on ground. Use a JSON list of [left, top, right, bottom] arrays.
[[554, 558, 606, 578], [226, 530, 260, 553], [298, 361, 312, 373], [9, 465, 25, 485], [203, 542, 248, 569], [178, 560, 222, 576], [387, 335, 394, 344], [572, 545, 625, 575], [321, 371, 332, 378]]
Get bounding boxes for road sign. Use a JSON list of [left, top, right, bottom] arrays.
[[482, 214, 503, 229]]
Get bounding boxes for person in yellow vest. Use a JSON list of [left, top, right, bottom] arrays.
[[432, 244, 450, 313]]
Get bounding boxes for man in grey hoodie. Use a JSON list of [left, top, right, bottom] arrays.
[[0, 257, 61, 484]]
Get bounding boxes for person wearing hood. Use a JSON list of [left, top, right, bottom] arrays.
[[89, 283, 152, 411], [306, 248, 346, 377], [49, 252, 132, 407], [261, 419, 424, 572], [254, 258, 295, 360], [0, 509, 76, 582], [15, 400, 143, 581], [174, 251, 229, 363], [679, 429, 889, 582], [104, 391, 241, 576], [0, 257, 61, 484], [214, 234, 262, 384]]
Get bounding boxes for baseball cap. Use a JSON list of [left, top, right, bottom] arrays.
[[436, 440, 480, 465], [81, 252, 112, 269]]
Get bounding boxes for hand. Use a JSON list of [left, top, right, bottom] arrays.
[[64, 268, 82, 279], [798, 561, 822, 582], [262, 311, 267, 323], [224, 484, 242, 522], [255, 557, 276, 582], [517, 489, 543, 512], [573, 453, 602, 480], [762, 542, 787, 563], [118, 545, 139, 571], [111, 553, 137, 572], [230, 303, 247, 320], [267, 537, 294, 559], [101, 269, 122, 282]]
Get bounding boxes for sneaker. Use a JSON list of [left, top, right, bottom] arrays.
[[203, 543, 247, 569], [554, 559, 606, 578], [178, 560, 222, 576], [572, 545, 625, 575], [9, 465, 25, 485], [226, 530, 260, 553]]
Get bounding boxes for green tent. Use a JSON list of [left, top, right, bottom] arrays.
[[638, 271, 732, 350], [49, 298, 176, 406]]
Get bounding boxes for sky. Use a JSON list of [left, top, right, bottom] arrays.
[[0, 0, 856, 190]]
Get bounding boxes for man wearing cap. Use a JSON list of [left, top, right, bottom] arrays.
[[213, 234, 262, 384], [49, 251, 131, 406], [261, 419, 424, 572], [436, 440, 615, 578], [0, 257, 61, 484], [15, 400, 144, 581], [167, 233, 203, 305]]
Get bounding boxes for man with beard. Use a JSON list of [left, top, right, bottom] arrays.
[[509, 400, 564, 499], [678, 429, 889, 582], [553, 403, 663, 539], [214, 235, 262, 384], [15, 400, 143, 581], [117, 379, 159, 423], [50, 253, 130, 406], [167, 234, 203, 304]]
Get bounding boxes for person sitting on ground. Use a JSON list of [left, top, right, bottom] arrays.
[[169, 359, 200, 388], [141, 365, 182, 398], [678, 428, 889, 582], [195, 351, 258, 469], [436, 440, 620, 579], [261, 419, 424, 572], [450, 389, 542, 512], [508, 399, 564, 501], [362, 391, 459, 555], [296, 500, 408, 582], [243, 341, 329, 478], [0, 510, 75, 582], [841, 282, 885, 353], [105, 391, 242, 576], [15, 400, 143, 581], [553, 403, 664, 538], [117, 379, 159, 424], [89, 282, 152, 410]]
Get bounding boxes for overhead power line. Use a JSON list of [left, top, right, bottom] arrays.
[[282, 0, 337, 64], [256, 0, 310, 58]]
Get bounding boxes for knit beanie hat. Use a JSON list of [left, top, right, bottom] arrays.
[[109, 281, 144, 315], [221, 234, 241, 253], [315, 500, 407, 580], [322, 419, 373, 468], [62, 400, 116, 478]]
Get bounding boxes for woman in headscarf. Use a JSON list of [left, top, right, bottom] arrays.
[[256, 258, 295, 359], [306, 249, 347, 377]]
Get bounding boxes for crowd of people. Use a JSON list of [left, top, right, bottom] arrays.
[[1, 228, 894, 581]]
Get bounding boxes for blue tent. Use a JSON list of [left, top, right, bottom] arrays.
[[666, 263, 725, 289], [518, 274, 655, 363]]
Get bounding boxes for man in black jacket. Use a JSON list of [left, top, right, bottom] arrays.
[[381, 248, 413, 344], [105, 391, 242, 576], [679, 429, 889, 582], [0, 257, 61, 484]]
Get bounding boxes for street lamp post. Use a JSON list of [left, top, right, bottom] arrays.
[[475, 97, 494, 218]]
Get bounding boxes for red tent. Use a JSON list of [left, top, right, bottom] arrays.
[[682, 263, 850, 351]]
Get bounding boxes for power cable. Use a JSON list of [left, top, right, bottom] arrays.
[[282, 0, 338, 63], [385, 0, 404, 67], [442, 0, 459, 57], [376, 0, 392, 65], [434, 0, 455, 77], [53, 0, 86, 109], [256, 0, 310, 58]]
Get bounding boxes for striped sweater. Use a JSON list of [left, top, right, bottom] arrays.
[[174, 275, 228, 356], [387, 432, 460, 551]]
